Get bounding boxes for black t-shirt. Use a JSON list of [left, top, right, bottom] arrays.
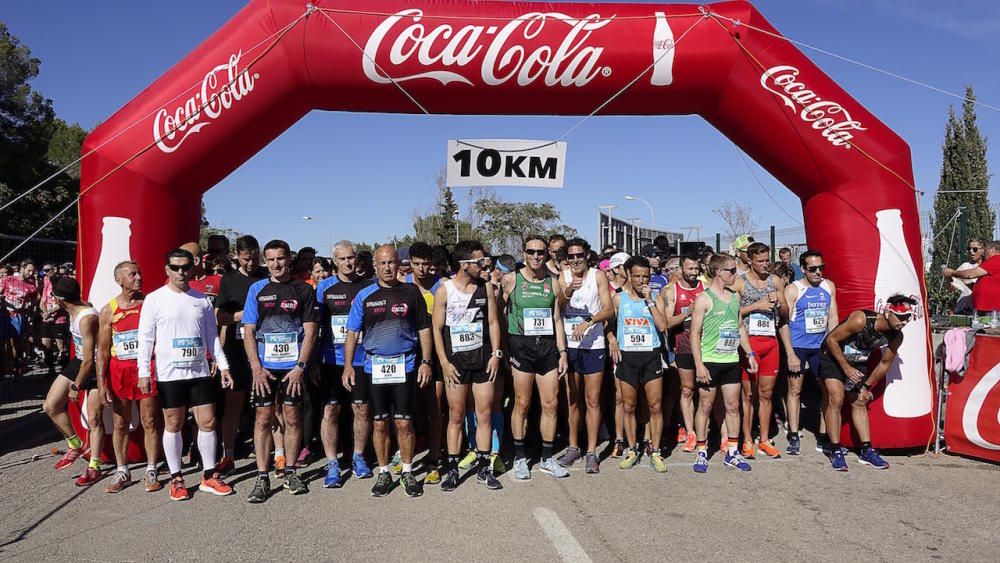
[[215, 267, 267, 359], [319, 276, 374, 365], [346, 282, 428, 372], [243, 278, 321, 370]]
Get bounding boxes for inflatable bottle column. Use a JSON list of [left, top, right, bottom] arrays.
[[88, 217, 133, 310], [868, 209, 933, 443]]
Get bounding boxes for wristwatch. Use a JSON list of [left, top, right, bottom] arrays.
[[493, 349, 504, 359], [421, 359, 433, 366], [296, 361, 307, 369], [583, 315, 594, 324], [860, 382, 872, 391], [70, 382, 79, 391]]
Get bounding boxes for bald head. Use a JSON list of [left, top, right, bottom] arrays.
[[180, 242, 204, 273], [374, 245, 400, 285]]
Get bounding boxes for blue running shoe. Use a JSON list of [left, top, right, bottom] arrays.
[[786, 433, 801, 456], [724, 451, 752, 472], [693, 450, 709, 474], [324, 461, 343, 488], [858, 447, 889, 470], [352, 453, 373, 479], [830, 449, 848, 471]]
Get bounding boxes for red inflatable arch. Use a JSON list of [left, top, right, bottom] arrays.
[[77, 0, 934, 448]]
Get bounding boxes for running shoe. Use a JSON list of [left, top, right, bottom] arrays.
[[400, 471, 423, 497], [610, 440, 626, 458], [584, 452, 600, 474], [170, 477, 190, 501], [538, 458, 570, 478], [144, 468, 162, 492], [858, 447, 890, 470], [786, 433, 801, 456], [297, 446, 312, 465], [200, 473, 234, 496], [677, 427, 687, 444], [457, 451, 478, 471], [389, 451, 402, 475], [323, 461, 343, 488], [741, 440, 756, 459], [352, 453, 373, 479], [491, 454, 506, 474], [216, 455, 235, 476], [75, 467, 102, 487], [650, 452, 668, 474], [556, 447, 582, 467], [273, 455, 286, 478], [425, 467, 442, 485], [54, 446, 86, 470], [477, 466, 503, 490], [440, 468, 460, 492], [105, 469, 131, 493], [693, 450, 709, 474], [830, 449, 849, 472], [284, 472, 308, 495], [512, 457, 531, 480], [757, 440, 782, 459], [371, 471, 393, 497], [724, 451, 752, 472], [618, 448, 640, 470], [247, 475, 270, 503], [682, 432, 697, 453]]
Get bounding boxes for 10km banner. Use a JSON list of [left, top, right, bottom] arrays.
[[447, 139, 566, 188]]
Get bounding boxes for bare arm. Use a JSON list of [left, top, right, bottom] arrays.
[[431, 285, 449, 366], [865, 332, 903, 387], [824, 311, 867, 372], [95, 304, 113, 388], [77, 314, 99, 388], [592, 270, 613, 324], [689, 294, 708, 368], [663, 285, 687, 330]]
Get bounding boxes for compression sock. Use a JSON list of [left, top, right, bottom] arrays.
[[514, 439, 526, 460], [197, 430, 218, 477], [66, 434, 83, 449], [542, 441, 554, 461], [163, 430, 183, 476]]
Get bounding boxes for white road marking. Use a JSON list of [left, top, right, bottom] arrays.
[[533, 507, 592, 562]]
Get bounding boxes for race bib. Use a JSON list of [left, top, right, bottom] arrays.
[[716, 329, 739, 355], [263, 332, 299, 364], [331, 315, 350, 344], [113, 329, 139, 360], [171, 337, 204, 368], [748, 312, 775, 336], [805, 308, 828, 334], [371, 354, 406, 384], [843, 343, 869, 364], [235, 323, 243, 340], [623, 320, 654, 352], [523, 308, 553, 336], [72, 334, 84, 357], [564, 316, 584, 341], [450, 321, 483, 353]]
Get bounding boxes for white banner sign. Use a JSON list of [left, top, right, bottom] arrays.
[[447, 139, 566, 188]]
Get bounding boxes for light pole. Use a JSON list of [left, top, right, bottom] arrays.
[[453, 209, 460, 244], [598, 204, 617, 249], [625, 195, 655, 230], [301, 215, 331, 255]]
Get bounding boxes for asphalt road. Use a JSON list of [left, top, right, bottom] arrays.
[[1, 431, 998, 562]]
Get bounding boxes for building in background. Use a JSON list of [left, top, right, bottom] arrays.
[[598, 212, 683, 255]]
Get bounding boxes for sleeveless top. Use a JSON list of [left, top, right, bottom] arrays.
[[789, 279, 833, 350], [826, 310, 898, 368], [740, 273, 777, 338], [700, 288, 740, 364], [507, 271, 556, 337], [562, 268, 605, 350], [109, 298, 142, 362], [669, 280, 704, 354], [616, 290, 660, 353], [442, 279, 491, 370], [70, 307, 99, 359]]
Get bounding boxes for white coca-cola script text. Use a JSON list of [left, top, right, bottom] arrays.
[[760, 65, 866, 150]]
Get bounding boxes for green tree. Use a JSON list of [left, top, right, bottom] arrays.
[[929, 86, 995, 311], [474, 194, 570, 254], [0, 24, 85, 240]]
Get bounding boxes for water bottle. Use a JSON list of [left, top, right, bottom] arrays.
[[88, 217, 133, 309], [872, 209, 932, 418]]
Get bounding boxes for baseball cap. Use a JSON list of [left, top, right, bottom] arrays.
[[608, 252, 631, 270], [733, 235, 755, 253], [52, 277, 81, 301]]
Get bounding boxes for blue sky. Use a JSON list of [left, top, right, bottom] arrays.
[[4, 0, 998, 252]]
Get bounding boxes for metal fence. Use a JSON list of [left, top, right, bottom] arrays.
[[1, 233, 77, 269]]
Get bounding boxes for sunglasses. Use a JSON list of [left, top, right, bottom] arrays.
[[525, 249, 547, 257], [567, 252, 587, 260], [968, 247, 981, 252], [167, 263, 193, 272], [806, 264, 826, 273], [891, 312, 912, 322], [722, 267, 738, 274]]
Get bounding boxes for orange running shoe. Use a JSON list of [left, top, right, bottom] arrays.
[[741, 440, 756, 459], [676, 427, 687, 444], [757, 440, 782, 459], [169, 477, 190, 501], [274, 455, 286, 478], [683, 432, 697, 453], [199, 473, 234, 496]]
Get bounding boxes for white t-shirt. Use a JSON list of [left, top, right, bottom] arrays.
[[137, 285, 228, 382], [950, 261, 979, 297]]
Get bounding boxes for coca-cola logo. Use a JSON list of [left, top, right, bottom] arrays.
[[153, 51, 258, 154], [760, 65, 866, 150], [363, 9, 614, 88]]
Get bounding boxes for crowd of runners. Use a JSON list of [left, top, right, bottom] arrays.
[[7, 231, 931, 502]]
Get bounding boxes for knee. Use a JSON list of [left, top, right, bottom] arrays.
[[758, 388, 774, 402], [622, 400, 637, 416], [323, 405, 340, 422], [448, 407, 465, 426], [43, 400, 61, 417], [540, 396, 558, 416], [395, 420, 414, 436], [283, 408, 302, 426], [353, 403, 370, 419], [373, 419, 390, 433], [198, 417, 216, 432], [140, 412, 157, 430], [113, 414, 130, 432], [254, 410, 273, 428], [680, 385, 694, 400], [585, 395, 601, 411], [647, 400, 662, 416], [827, 394, 844, 409], [513, 395, 531, 415]]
